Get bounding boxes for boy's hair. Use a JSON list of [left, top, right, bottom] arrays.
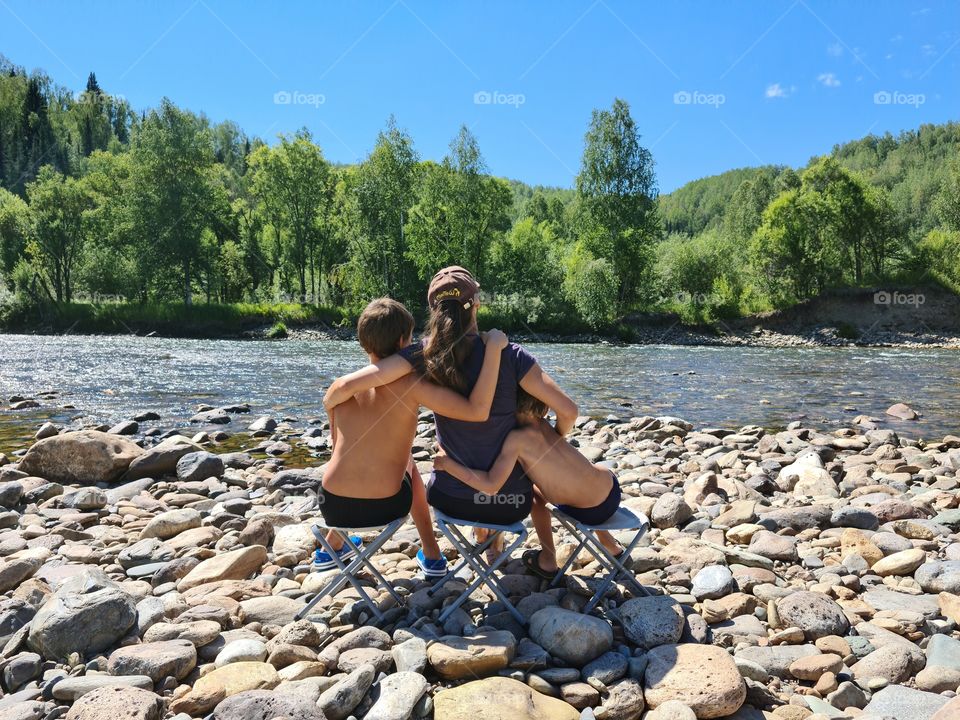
[[516, 387, 548, 419], [357, 298, 415, 359]]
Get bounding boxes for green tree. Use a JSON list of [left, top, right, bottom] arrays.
[[406, 127, 512, 284], [563, 243, 618, 329], [24, 165, 90, 302], [249, 131, 332, 301], [127, 99, 217, 304], [724, 171, 777, 243], [76, 150, 138, 298], [919, 228, 960, 290], [576, 98, 660, 306], [934, 154, 960, 231], [73, 72, 113, 157], [750, 188, 844, 303], [354, 117, 420, 303], [489, 217, 564, 304], [0, 187, 31, 278]]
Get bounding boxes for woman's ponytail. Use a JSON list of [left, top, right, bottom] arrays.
[[423, 298, 474, 393]]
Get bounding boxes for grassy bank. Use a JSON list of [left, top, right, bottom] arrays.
[[3, 284, 958, 344], [0, 299, 350, 338], [0, 298, 615, 339]]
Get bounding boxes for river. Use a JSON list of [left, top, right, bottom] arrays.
[[1, 335, 958, 453]]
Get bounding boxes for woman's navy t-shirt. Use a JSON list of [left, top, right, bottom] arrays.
[[399, 335, 537, 499]]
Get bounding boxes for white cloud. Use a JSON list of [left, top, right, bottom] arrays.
[[817, 72, 841, 87], [765, 83, 789, 98], [921, 43, 936, 56], [827, 42, 843, 57]]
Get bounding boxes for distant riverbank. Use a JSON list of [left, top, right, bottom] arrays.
[[2, 287, 959, 348]]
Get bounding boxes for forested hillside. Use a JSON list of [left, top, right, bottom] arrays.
[[0, 53, 958, 336], [653, 122, 960, 321]]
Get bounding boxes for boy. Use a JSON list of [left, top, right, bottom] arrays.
[[316, 297, 507, 578], [434, 388, 624, 577]]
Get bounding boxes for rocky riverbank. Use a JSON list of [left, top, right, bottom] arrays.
[[246, 323, 960, 349], [0, 402, 959, 719]]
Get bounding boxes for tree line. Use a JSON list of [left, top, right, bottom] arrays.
[[657, 123, 960, 320], [0, 53, 957, 333]]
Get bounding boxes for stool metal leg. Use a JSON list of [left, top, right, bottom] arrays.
[[295, 519, 406, 621], [434, 519, 528, 625]]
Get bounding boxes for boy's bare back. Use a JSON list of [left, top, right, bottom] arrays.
[[321, 376, 420, 499], [510, 419, 613, 508]]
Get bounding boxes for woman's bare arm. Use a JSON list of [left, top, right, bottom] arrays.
[[519, 363, 578, 435], [323, 353, 413, 412], [411, 330, 507, 421]]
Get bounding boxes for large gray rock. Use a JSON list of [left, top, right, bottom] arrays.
[[775, 591, 849, 640], [139, 508, 201, 540], [528, 607, 613, 666], [0, 599, 37, 648], [364, 671, 429, 720], [212, 689, 325, 720], [107, 640, 197, 682], [651, 493, 693, 529], [644, 644, 746, 719], [27, 570, 136, 660], [64, 685, 163, 720], [318, 663, 375, 720], [926, 632, 960, 671], [734, 645, 820, 679], [238, 596, 305, 626], [176, 451, 224, 482], [51, 674, 154, 701], [18, 430, 143, 484], [124, 436, 201, 480], [691, 565, 737, 600], [915, 561, 960, 594], [851, 644, 917, 684], [861, 684, 950, 720], [618, 595, 684, 649]]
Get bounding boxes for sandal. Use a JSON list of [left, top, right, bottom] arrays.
[[522, 549, 557, 580]]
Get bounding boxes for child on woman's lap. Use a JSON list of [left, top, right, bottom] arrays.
[[434, 389, 624, 577]]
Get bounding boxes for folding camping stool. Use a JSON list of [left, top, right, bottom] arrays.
[[426, 510, 528, 625], [295, 516, 407, 622], [549, 506, 650, 613]]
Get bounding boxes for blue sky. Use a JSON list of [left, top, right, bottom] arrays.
[[1, 1, 958, 192]]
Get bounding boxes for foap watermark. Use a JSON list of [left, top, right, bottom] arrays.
[[473, 491, 526, 508], [658, 291, 716, 306], [673, 90, 725, 108], [75, 291, 127, 304], [273, 90, 326, 108], [276, 292, 325, 304], [75, 91, 125, 105], [874, 290, 925, 307], [473, 90, 525, 108], [874, 90, 925, 108]]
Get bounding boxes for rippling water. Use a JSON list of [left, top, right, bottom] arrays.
[[0, 334, 958, 451]]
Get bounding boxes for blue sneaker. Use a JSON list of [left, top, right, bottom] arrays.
[[313, 536, 362, 571], [417, 549, 448, 579]]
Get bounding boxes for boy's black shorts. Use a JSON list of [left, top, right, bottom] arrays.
[[319, 473, 413, 527]]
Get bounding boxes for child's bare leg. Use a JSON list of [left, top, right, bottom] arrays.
[[596, 530, 624, 556], [407, 459, 441, 560], [324, 530, 344, 551], [530, 490, 558, 572]]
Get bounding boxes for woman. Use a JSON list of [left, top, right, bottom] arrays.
[[324, 266, 577, 575]]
